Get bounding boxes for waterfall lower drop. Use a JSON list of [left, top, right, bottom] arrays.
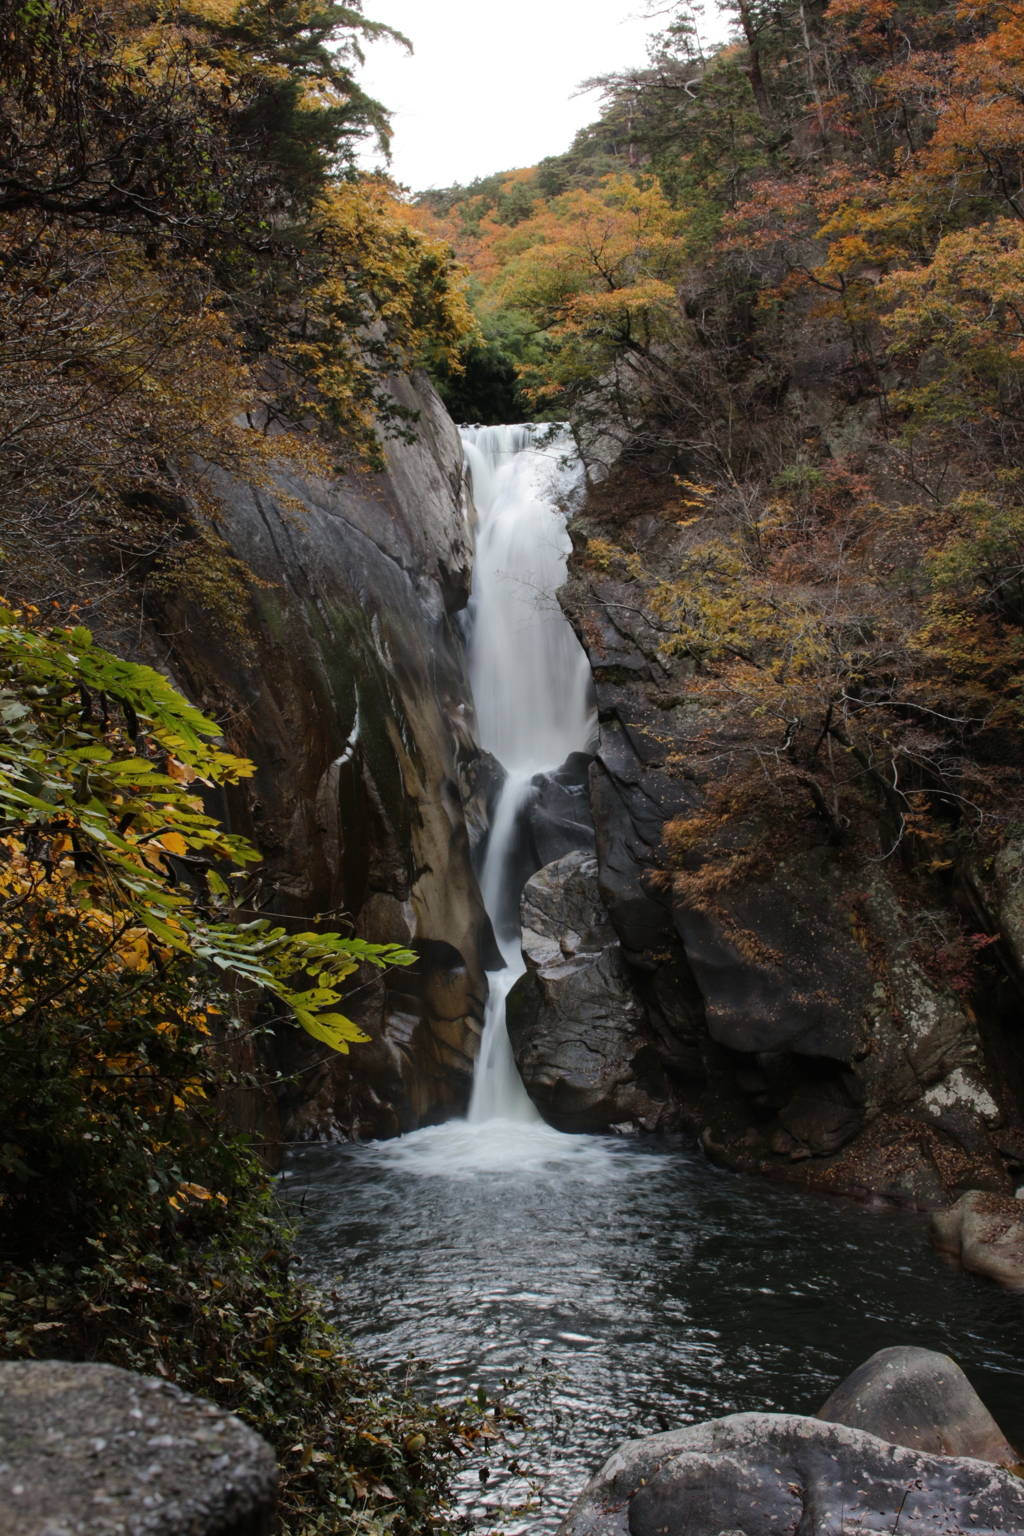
[[373, 424, 612, 1176], [463, 423, 594, 1127]]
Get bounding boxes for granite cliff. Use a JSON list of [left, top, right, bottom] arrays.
[[141, 374, 498, 1147], [505, 464, 1024, 1210]]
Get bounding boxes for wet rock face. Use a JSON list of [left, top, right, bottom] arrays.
[[486, 751, 598, 941], [557, 494, 1022, 1204], [527, 752, 597, 868], [152, 373, 493, 1143], [817, 1345, 1020, 1465], [557, 1412, 1024, 1536], [0, 1360, 277, 1535], [932, 1189, 1024, 1291], [506, 851, 675, 1133]]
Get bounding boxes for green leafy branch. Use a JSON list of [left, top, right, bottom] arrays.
[[0, 609, 414, 1051]]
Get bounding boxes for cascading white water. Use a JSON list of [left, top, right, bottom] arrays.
[[368, 423, 606, 1173], [462, 424, 596, 1125], [463, 425, 594, 775]]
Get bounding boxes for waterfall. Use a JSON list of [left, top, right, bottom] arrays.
[[461, 424, 596, 1124], [462, 425, 594, 775], [367, 423, 602, 1171]]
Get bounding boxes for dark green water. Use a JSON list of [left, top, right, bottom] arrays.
[[285, 1123, 1024, 1532]]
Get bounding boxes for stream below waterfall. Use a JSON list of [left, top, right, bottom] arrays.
[[286, 426, 1024, 1532]]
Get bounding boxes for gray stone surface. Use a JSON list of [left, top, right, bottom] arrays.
[[673, 844, 873, 1061], [147, 371, 494, 1142], [589, 719, 692, 963], [506, 851, 674, 1132], [560, 520, 1023, 1205], [932, 1189, 1024, 1290], [992, 845, 1024, 966], [484, 752, 597, 942], [526, 752, 597, 869], [557, 1411, 1024, 1536], [0, 1360, 276, 1535], [817, 1345, 1020, 1465]]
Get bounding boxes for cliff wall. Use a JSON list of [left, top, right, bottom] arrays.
[[149, 373, 495, 1145], [540, 469, 1024, 1209]]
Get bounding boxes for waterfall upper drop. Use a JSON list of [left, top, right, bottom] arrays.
[[460, 424, 596, 1126], [462, 424, 594, 775]]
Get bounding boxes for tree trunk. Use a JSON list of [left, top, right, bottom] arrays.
[[735, 0, 772, 123]]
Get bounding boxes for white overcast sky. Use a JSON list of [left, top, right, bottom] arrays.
[[355, 0, 730, 192]]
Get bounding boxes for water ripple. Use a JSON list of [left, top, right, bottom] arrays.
[[286, 1130, 1024, 1533]]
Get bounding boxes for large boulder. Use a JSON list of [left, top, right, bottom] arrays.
[[0, 1359, 277, 1535], [486, 752, 597, 939], [557, 1412, 1024, 1536], [817, 1345, 1020, 1465], [505, 851, 673, 1133], [527, 751, 597, 868], [932, 1189, 1024, 1290]]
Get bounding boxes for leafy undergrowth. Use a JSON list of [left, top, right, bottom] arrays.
[[0, 618, 532, 1535], [1, 1185, 531, 1536]]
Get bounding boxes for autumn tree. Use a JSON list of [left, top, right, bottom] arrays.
[[515, 0, 1024, 911], [0, 0, 475, 629]]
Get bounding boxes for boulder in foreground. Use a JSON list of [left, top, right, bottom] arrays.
[[932, 1189, 1024, 1290], [817, 1344, 1020, 1466], [557, 1411, 1024, 1536], [0, 1359, 277, 1535]]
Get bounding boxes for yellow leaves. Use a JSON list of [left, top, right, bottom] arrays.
[[501, 176, 689, 302], [296, 79, 349, 113], [257, 179, 476, 464], [880, 220, 1024, 387], [164, 758, 197, 786], [586, 537, 642, 579], [115, 928, 152, 972], [176, 1180, 225, 1203], [1, 622, 412, 1059], [493, 175, 691, 395], [183, 0, 243, 23], [169, 1178, 227, 1212], [292, 1009, 370, 1055]]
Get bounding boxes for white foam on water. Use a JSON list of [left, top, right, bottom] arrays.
[[364, 1117, 631, 1180]]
